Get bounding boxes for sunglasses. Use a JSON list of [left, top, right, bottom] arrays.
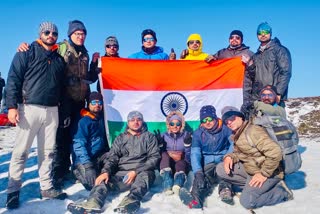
[[188, 40, 201, 45], [261, 93, 275, 98], [90, 100, 103, 106], [224, 115, 237, 124], [106, 45, 119, 49], [258, 30, 271, 35], [201, 117, 213, 123], [43, 31, 58, 37], [229, 35, 241, 40], [143, 37, 155, 42], [169, 122, 181, 127], [73, 32, 86, 37]]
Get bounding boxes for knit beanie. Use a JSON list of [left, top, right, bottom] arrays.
[[141, 29, 157, 43], [259, 85, 278, 97], [200, 105, 217, 121], [68, 20, 87, 37], [89, 92, 103, 103], [39, 22, 58, 36], [229, 30, 243, 41], [105, 36, 119, 47], [257, 22, 272, 35], [169, 114, 182, 122], [221, 106, 245, 123], [127, 111, 144, 121]]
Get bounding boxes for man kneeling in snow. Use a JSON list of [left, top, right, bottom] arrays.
[[67, 111, 160, 214]]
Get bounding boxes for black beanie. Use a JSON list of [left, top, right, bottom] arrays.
[[89, 92, 103, 103], [259, 85, 278, 97], [200, 105, 217, 121], [141, 29, 157, 43], [68, 20, 87, 37], [230, 30, 243, 41]]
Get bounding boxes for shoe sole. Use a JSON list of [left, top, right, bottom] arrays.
[[67, 203, 102, 214]]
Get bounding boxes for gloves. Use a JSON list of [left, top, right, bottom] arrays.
[[194, 171, 206, 189], [184, 132, 192, 147], [154, 129, 165, 149], [83, 163, 96, 189]]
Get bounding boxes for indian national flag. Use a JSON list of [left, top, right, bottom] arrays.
[[100, 57, 245, 143]]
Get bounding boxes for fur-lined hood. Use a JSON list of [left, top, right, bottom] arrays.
[[165, 111, 185, 133]]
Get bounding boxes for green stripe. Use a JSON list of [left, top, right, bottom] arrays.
[[107, 120, 201, 145]]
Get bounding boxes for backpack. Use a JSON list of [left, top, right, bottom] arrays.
[[247, 112, 302, 174]]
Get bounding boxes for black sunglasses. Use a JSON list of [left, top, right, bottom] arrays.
[[43, 30, 58, 37]]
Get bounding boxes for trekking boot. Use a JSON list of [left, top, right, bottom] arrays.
[[113, 196, 141, 213], [172, 171, 186, 195], [6, 191, 20, 209], [40, 187, 67, 200], [179, 188, 202, 209], [160, 168, 174, 195], [219, 188, 234, 205], [279, 180, 294, 201], [67, 198, 102, 214]]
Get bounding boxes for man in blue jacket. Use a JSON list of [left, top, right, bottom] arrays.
[[72, 92, 109, 191], [179, 105, 233, 209], [6, 22, 66, 209]]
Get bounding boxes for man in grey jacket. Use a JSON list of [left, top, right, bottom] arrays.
[[241, 22, 292, 119], [67, 110, 160, 214]]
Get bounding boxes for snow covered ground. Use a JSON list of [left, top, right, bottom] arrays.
[[0, 126, 319, 214]]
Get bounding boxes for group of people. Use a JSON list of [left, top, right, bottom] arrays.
[[4, 18, 293, 214]]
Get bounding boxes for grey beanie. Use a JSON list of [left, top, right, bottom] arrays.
[[39, 22, 58, 36], [105, 36, 119, 47], [68, 20, 87, 37], [127, 111, 144, 121], [221, 106, 245, 123]]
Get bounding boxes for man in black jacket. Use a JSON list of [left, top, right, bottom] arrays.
[[241, 22, 292, 119], [67, 111, 160, 214], [5, 22, 67, 209]]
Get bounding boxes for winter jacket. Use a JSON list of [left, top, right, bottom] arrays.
[[58, 40, 98, 102], [254, 101, 286, 118], [0, 77, 5, 101], [191, 119, 232, 174], [162, 131, 191, 163], [213, 44, 254, 59], [73, 109, 109, 165], [6, 40, 65, 109], [225, 121, 284, 179], [128, 46, 169, 60], [101, 123, 161, 176], [181, 34, 209, 60], [243, 38, 291, 105]]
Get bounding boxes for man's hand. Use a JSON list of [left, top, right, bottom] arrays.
[[124, 171, 137, 185], [249, 172, 267, 188], [8, 108, 19, 124], [241, 54, 250, 64], [180, 49, 189, 59], [205, 55, 217, 63], [169, 48, 176, 60], [276, 95, 281, 104], [92, 52, 100, 63], [223, 156, 233, 175], [95, 172, 109, 185], [17, 43, 29, 52]]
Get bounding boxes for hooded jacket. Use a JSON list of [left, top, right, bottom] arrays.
[[101, 123, 160, 176], [243, 37, 292, 105], [128, 46, 169, 60], [181, 34, 209, 60]]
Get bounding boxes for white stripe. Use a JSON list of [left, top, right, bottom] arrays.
[[102, 89, 243, 122]]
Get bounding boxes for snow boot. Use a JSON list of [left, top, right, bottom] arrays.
[[179, 188, 202, 209], [67, 198, 103, 214], [160, 167, 174, 195], [40, 187, 67, 200], [279, 180, 294, 201], [219, 187, 234, 205], [6, 191, 20, 209], [172, 171, 186, 195], [113, 196, 141, 214]]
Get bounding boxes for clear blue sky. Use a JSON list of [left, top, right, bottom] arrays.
[[0, 0, 319, 98]]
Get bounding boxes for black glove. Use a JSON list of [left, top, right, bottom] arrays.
[[194, 171, 206, 189], [184, 132, 192, 147], [83, 163, 96, 188], [154, 129, 165, 149]]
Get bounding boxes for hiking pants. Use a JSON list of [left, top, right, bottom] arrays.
[[7, 104, 58, 193], [216, 162, 288, 209], [88, 170, 156, 207], [160, 151, 189, 174]]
